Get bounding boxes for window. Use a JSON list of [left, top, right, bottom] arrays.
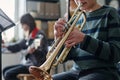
[[0, 0, 15, 42]]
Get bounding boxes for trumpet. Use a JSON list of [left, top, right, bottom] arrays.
[[29, 3, 86, 80]]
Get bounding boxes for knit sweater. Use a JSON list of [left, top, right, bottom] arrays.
[[67, 5, 120, 70]]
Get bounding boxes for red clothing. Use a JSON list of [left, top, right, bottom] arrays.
[[31, 27, 39, 39]]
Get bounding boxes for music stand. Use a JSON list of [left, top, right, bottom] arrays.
[[0, 9, 15, 80]]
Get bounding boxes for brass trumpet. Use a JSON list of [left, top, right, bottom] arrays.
[[29, 4, 86, 80]]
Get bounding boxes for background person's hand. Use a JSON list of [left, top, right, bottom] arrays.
[[27, 46, 36, 54], [2, 43, 7, 48]]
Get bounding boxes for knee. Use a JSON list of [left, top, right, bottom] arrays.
[[2, 67, 8, 76], [4, 71, 10, 79], [3, 70, 15, 80]]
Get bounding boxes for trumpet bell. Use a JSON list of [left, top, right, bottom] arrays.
[[29, 66, 52, 80]]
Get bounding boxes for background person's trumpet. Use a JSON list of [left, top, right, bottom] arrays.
[[29, 3, 86, 80]]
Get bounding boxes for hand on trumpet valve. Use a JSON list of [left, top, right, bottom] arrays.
[[65, 28, 85, 48]]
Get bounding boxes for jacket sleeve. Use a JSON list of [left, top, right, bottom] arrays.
[[7, 39, 27, 53], [80, 8, 120, 63], [28, 30, 48, 66], [30, 49, 47, 66]]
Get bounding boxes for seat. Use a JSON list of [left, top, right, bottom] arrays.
[[17, 74, 36, 80]]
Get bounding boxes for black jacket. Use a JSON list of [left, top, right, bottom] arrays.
[[7, 30, 48, 67]]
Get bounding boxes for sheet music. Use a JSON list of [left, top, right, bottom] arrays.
[[0, 16, 13, 28], [0, 9, 15, 32]]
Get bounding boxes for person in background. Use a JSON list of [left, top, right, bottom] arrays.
[[29, 0, 120, 80], [2, 13, 48, 80]]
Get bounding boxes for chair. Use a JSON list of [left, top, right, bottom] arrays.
[[17, 74, 36, 80]]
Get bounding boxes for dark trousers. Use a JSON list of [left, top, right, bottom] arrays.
[[52, 70, 79, 80], [52, 69, 119, 80], [3, 64, 29, 80]]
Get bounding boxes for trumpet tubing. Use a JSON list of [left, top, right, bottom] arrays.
[[29, 4, 86, 80]]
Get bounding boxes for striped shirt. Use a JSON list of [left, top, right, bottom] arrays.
[[67, 5, 120, 70]]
